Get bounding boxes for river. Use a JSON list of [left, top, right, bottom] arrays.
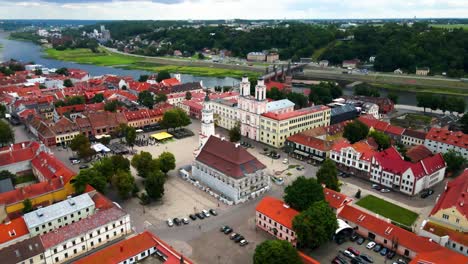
[[0, 31, 240, 88]]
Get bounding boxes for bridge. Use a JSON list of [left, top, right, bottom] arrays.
[[261, 62, 308, 81]]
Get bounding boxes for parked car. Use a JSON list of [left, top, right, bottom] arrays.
[[356, 237, 365, 245], [230, 233, 240, 240], [296, 165, 304, 171], [79, 164, 89, 169], [347, 247, 360, 256], [182, 218, 189, 224], [371, 184, 381, 190], [380, 247, 389, 256], [234, 235, 244, 243], [360, 254, 374, 263], [240, 240, 249, 246], [396, 259, 407, 264], [202, 209, 211, 217], [282, 158, 289, 164], [380, 188, 391, 193], [333, 256, 348, 264], [220, 226, 229, 232], [189, 214, 197, 221], [272, 153, 281, 159], [167, 219, 174, 227], [387, 251, 396, 259], [173, 218, 182, 226], [336, 237, 345, 245], [351, 257, 366, 264], [223, 227, 233, 234], [195, 213, 205, 220], [341, 250, 356, 259], [71, 159, 81, 164], [373, 244, 382, 252], [350, 233, 359, 241], [209, 209, 217, 216], [366, 241, 376, 249], [420, 189, 434, 198]]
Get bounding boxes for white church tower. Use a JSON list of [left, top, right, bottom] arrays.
[[199, 91, 215, 147], [240, 74, 251, 96]]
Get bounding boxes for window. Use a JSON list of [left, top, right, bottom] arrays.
[[55, 257, 59, 263], [82, 245, 85, 250], [443, 214, 449, 220]]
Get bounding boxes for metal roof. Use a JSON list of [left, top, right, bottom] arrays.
[[266, 99, 295, 112]]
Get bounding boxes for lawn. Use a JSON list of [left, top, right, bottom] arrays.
[[369, 82, 468, 96], [355, 195, 418, 227], [430, 24, 468, 30]]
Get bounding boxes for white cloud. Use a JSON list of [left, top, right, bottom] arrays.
[[1, 0, 467, 19]]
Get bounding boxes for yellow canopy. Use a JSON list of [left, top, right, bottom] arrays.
[[151, 132, 173, 141]]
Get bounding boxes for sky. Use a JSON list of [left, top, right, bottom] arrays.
[[0, 0, 467, 20]]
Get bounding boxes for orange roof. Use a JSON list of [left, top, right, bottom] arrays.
[[74, 231, 193, 264], [0, 180, 64, 207], [30, 152, 76, 183], [0, 141, 40, 167], [426, 127, 468, 149], [262, 105, 329, 121], [298, 251, 320, 264], [430, 168, 468, 219], [161, 77, 181, 87], [256, 196, 299, 229], [323, 188, 352, 209], [410, 247, 468, 264], [0, 217, 29, 244]]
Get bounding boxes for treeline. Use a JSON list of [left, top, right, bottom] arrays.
[[416, 93, 466, 113], [320, 23, 468, 76]]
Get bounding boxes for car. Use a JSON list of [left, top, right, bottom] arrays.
[[396, 259, 407, 264], [351, 257, 366, 264], [239, 240, 249, 246], [332, 256, 348, 264], [386, 251, 396, 259], [420, 189, 434, 198], [380, 188, 391, 193], [360, 254, 374, 263], [173, 218, 181, 226], [371, 184, 381, 190], [373, 244, 382, 252], [340, 173, 351, 178], [71, 159, 81, 164], [196, 213, 205, 219], [366, 241, 376, 249], [350, 233, 359, 242], [282, 158, 289, 164], [223, 227, 233, 234], [234, 235, 244, 243], [167, 219, 174, 227], [356, 237, 365, 245], [380, 247, 389, 256], [230, 233, 240, 240], [341, 250, 356, 259], [189, 214, 197, 221], [272, 154, 281, 159], [296, 165, 304, 171], [347, 247, 360, 256], [220, 226, 229, 232], [209, 209, 217, 216], [182, 218, 189, 224], [79, 164, 89, 169], [202, 209, 210, 217]]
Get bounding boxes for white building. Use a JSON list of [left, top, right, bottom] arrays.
[[424, 128, 468, 158], [237, 77, 268, 140], [192, 136, 269, 204], [402, 129, 427, 146], [199, 93, 216, 147], [23, 193, 95, 236]]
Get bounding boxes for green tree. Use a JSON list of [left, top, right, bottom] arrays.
[[157, 152, 176, 175], [161, 109, 178, 131], [185, 91, 192, 100], [229, 122, 241, 142], [287, 92, 308, 109], [417, 93, 433, 113], [316, 158, 340, 191], [55, 67, 69, 76], [63, 79, 73, 87], [138, 74, 149, 82], [112, 170, 135, 199], [34, 68, 43, 75], [0, 170, 15, 181], [343, 120, 369, 143], [157, 70, 171, 82], [253, 240, 302, 264], [131, 151, 154, 178], [354, 83, 380, 97], [369, 130, 391, 150], [155, 93, 168, 103], [145, 169, 166, 200], [284, 176, 324, 211], [460, 113, 468, 134], [22, 199, 33, 214], [0, 120, 14, 147], [0, 104, 7, 118], [443, 150, 467, 174], [266, 87, 286, 100], [92, 93, 104, 103], [175, 108, 191, 129], [197, 52, 205, 60], [72, 168, 107, 194], [104, 100, 119, 112], [138, 90, 155, 109], [69, 134, 95, 160], [125, 126, 136, 147], [388, 92, 398, 104], [293, 201, 338, 248]]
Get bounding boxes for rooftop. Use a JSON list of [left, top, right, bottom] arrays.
[[323, 188, 352, 209], [405, 145, 433, 162], [0, 236, 44, 263], [23, 193, 94, 229], [30, 151, 76, 183], [430, 168, 468, 219], [0, 141, 41, 167], [426, 127, 468, 149], [266, 99, 295, 112], [255, 196, 299, 230], [423, 221, 468, 246], [0, 217, 29, 244], [403, 129, 427, 140], [261, 105, 329, 121]]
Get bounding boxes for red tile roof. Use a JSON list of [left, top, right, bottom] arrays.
[[406, 145, 433, 162], [40, 207, 127, 249], [262, 105, 329, 121], [323, 188, 352, 209], [91, 192, 114, 210], [426, 127, 468, 149], [423, 221, 468, 246], [286, 133, 333, 151], [30, 152, 76, 183], [385, 125, 405, 136], [196, 136, 266, 179], [161, 78, 181, 87], [410, 247, 468, 264], [430, 168, 468, 218], [0, 217, 29, 244], [256, 196, 299, 230], [128, 81, 151, 92], [298, 251, 320, 264], [0, 141, 40, 167], [265, 81, 286, 91], [403, 129, 427, 140], [74, 231, 193, 264], [0, 180, 64, 207], [56, 104, 85, 116]]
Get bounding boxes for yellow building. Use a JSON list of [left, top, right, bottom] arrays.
[[259, 105, 331, 148]]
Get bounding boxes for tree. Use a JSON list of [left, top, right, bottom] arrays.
[[145, 169, 166, 200], [161, 108, 191, 131], [56, 67, 69, 76], [22, 199, 33, 214], [185, 91, 192, 100], [343, 120, 369, 143], [63, 79, 73, 87], [34, 68, 43, 75], [253, 240, 302, 264], [112, 170, 135, 199], [0, 170, 15, 181], [443, 150, 467, 174], [138, 90, 155, 109], [0, 120, 14, 147], [72, 168, 107, 194], [0, 104, 6, 118], [92, 93, 104, 103], [131, 151, 154, 178], [69, 134, 95, 160], [355, 189, 362, 199], [316, 158, 340, 191], [388, 92, 398, 104], [417, 93, 433, 113], [460, 113, 468, 134], [284, 177, 324, 211], [156, 70, 171, 82], [104, 100, 119, 112], [157, 152, 176, 175], [266, 87, 286, 100], [155, 93, 168, 103], [369, 130, 391, 150], [138, 74, 149, 82], [175, 108, 191, 129], [229, 122, 241, 142], [197, 52, 205, 60], [354, 84, 380, 97], [125, 126, 136, 147], [287, 92, 308, 109], [293, 201, 338, 248]]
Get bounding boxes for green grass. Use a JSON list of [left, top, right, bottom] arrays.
[[14, 173, 37, 185], [405, 113, 432, 123], [356, 195, 418, 227], [430, 24, 468, 30], [369, 82, 468, 96]]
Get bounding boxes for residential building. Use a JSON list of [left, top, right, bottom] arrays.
[[256, 196, 299, 246], [192, 136, 269, 204], [259, 105, 331, 148], [23, 193, 95, 236], [41, 207, 131, 264], [319, 60, 329, 67], [31, 151, 76, 184], [323, 187, 353, 213], [74, 231, 193, 264], [330, 140, 376, 178], [247, 52, 266, 61], [123, 109, 164, 128], [342, 59, 360, 69], [285, 133, 334, 163], [0, 217, 30, 249], [330, 104, 358, 125], [424, 128, 468, 158], [405, 145, 433, 163], [210, 98, 238, 130], [87, 111, 127, 136], [0, 236, 45, 264], [51, 117, 80, 146], [342, 95, 394, 114], [0, 141, 42, 175], [266, 52, 279, 63], [402, 129, 427, 146], [416, 67, 430, 76]]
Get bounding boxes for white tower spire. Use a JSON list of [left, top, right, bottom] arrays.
[[240, 74, 250, 97], [199, 91, 215, 147], [255, 77, 266, 101]]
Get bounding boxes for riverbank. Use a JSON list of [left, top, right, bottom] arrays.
[[44, 47, 260, 79]]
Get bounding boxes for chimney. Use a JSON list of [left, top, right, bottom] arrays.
[[59, 176, 64, 185], [21, 143, 25, 148], [283, 204, 290, 209]]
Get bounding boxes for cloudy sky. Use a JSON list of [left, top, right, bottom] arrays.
[[0, 0, 467, 20]]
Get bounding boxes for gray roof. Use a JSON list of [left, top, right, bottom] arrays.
[[0, 178, 14, 194], [23, 193, 94, 229], [330, 104, 357, 115], [267, 99, 295, 112], [0, 236, 44, 262]]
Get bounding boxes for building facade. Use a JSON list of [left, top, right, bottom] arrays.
[[424, 128, 467, 158], [237, 77, 268, 141]]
